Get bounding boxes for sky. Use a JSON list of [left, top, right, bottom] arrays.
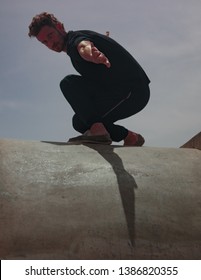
[[0, 0, 200, 147]]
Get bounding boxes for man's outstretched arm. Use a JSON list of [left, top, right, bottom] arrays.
[[77, 40, 111, 68]]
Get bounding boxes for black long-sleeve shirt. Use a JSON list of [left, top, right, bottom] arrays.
[[65, 30, 150, 87]]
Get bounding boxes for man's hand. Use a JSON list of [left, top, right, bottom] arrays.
[[77, 40, 111, 68]]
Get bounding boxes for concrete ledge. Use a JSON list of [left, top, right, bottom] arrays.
[[0, 138, 201, 259]]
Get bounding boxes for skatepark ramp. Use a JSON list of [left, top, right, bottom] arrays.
[[0, 138, 201, 259]]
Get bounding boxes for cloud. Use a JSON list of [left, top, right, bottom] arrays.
[[0, 100, 26, 110]]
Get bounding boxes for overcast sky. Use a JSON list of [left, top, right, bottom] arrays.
[[0, 0, 200, 147]]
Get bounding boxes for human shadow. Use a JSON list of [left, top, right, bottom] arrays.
[[42, 141, 138, 246], [83, 143, 137, 247]]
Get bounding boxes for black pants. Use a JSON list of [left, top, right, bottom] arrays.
[[60, 74, 150, 142]]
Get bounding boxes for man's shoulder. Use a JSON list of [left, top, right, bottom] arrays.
[[66, 30, 96, 56], [67, 30, 110, 41], [66, 30, 112, 53], [66, 30, 93, 45]]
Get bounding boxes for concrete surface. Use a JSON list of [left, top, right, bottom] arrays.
[[0, 138, 201, 259]]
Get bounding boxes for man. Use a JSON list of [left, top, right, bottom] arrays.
[[28, 12, 150, 146]]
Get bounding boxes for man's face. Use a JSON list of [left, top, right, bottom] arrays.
[[36, 25, 66, 52]]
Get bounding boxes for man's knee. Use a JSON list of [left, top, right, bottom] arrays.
[[60, 75, 76, 93], [72, 114, 88, 133]]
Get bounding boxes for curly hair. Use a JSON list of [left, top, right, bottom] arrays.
[[28, 12, 61, 37]]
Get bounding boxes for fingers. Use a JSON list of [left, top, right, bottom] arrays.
[[91, 46, 111, 68], [105, 59, 111, 68]]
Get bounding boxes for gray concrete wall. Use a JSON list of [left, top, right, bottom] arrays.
[[0, 138, 201, 259]]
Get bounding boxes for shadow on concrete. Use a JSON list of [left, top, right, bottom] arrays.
[[83, 144, 138, 247], [42, 141, 138, 246]]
